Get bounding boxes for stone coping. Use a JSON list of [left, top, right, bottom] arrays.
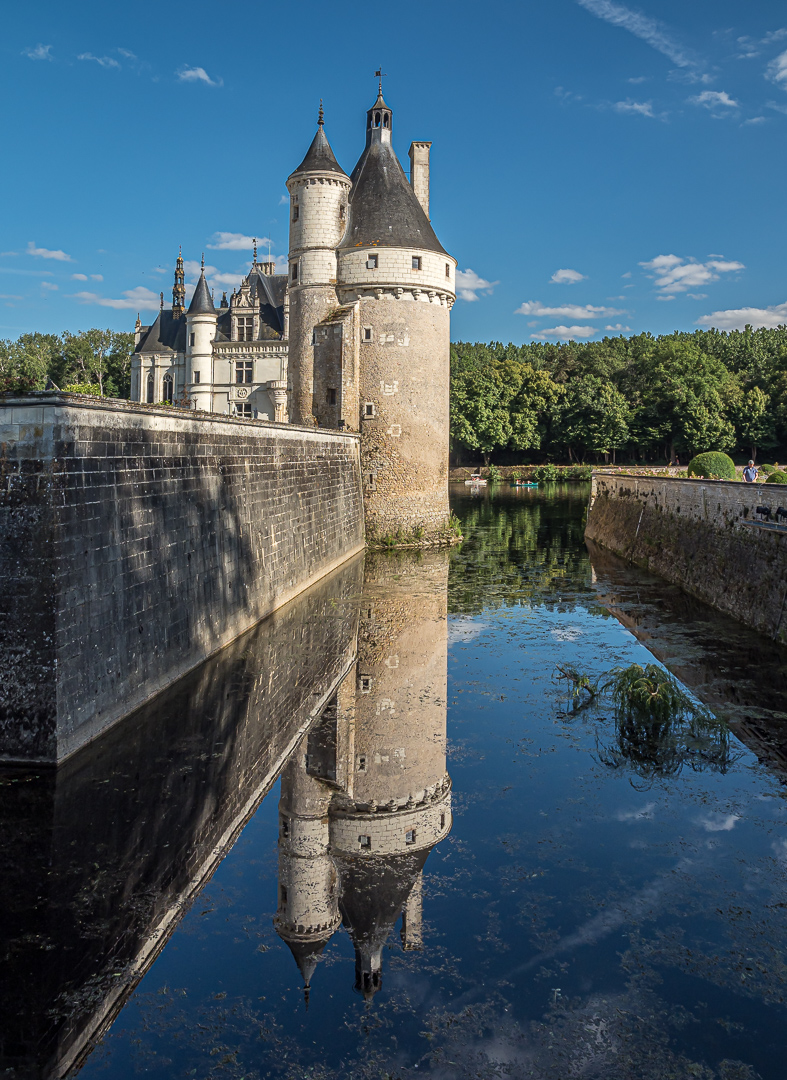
[[591, 469, 772, 489], [0, 392, 359, 440]]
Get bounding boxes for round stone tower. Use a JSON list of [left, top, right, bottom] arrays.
[[336, 90, 456, 542], [185, 264, 217, 412], [286, 105, 351, 426]]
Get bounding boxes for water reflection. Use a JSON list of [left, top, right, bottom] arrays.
[[0, 557, 363, 1079], [275, 550, 451, 1000]]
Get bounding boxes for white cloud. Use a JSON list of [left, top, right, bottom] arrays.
[[766, 49, 787, 89], [696, 812, 740, 832], [278, 194, 288, 205], [550, 268, 586, 284], [531, 325, 598, 340], [91, 273, 103, 281], [614, 99, 656, 118], [183, 259, 217, 279], [686, 292, 707, 299], [177, 65, 222, 87], [639, 253, 744, 293], [22, 43, 53, 61], [78, 52, 121, 70], [575, 0, 699, 70], [628, 75, 648, 84], [0, 294, 23, 300], [605, 323, 632, 331], [117, 48, 137, 60], [207, 231, 270, 252], [26, 241, 72, 262], [697, 301, 787, 330], [71, 273, 88, 281], [621, 271, 632, 278], [456, 268, 499, 302], [690, 89, 739, 110], [41, 282, 58, 290], [744, 116, 767, 124], [71, 286, 161, 310], [152, 266, 168, 274], [209, 272, 246, 288], [615, 802, 656, 822], [516, 301, 624, 318]]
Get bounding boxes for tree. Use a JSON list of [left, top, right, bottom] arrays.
[[733, 385, 774, 461], [0, 333, 61, 393], [61, 329, 134, 396]]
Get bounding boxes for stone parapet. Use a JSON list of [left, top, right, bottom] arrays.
[[0, 394, 365, 762], [585, 470, 787, 643]]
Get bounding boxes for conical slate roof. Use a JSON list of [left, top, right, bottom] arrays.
[[290, 125, 348, 179], [338, 138, 446, 255], [187, 271, 215, 316]]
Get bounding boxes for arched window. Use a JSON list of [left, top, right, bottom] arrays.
[[146, 375, 154, 404], [375, 111, 381, 127], [163, 373, 174, 404], [383, 113, 389, 128]]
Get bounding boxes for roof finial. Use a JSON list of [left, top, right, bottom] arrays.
[[160, 291, 164, 310], [253, 236, 258, 262], [318, 99, 324, 127], [374, 67, 387, 95], [201, 252, 205, 271]]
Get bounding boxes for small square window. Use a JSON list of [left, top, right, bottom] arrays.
[[363, 327, 373, 341], [359, 675, 372, 693], [359, 835, 372, 850], [364, 403, 375, 419], [328, 387, 337, 405], [357, 755, 367, 771], [405, 830, 416, 845], [193, 371, 200, 383], [367, 254, 378, 270], [412, 256, 422, 271], [234, 402, 252, 418]]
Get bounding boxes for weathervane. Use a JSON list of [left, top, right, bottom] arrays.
[[318, 99, 324, 127], [374, 68, 387, 94], [201, 252, 205, 270], [253, 237, 258, 262]]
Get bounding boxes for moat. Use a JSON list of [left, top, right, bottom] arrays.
[[4, 483, 787, 1079]]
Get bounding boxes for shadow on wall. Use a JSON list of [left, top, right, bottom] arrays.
[[0, 552, 363, 1080]]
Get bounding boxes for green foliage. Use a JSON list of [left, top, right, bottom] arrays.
[[532, 463, 561, 482], [758, 463, 776, 476], [0, 328, 134, 398], [451, 326, 787, 463], [686, 451, 736, 480], [765, 470, 787, 484], [62, 382, 102, 395], [485, 463, 502, 483]]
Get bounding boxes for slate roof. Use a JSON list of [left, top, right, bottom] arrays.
[[290, 125, 348, 180], [136, 310, 186, 354], [338, 139, 447, 255], [187, 271, 215, 316]]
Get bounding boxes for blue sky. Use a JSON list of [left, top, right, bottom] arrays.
[[2, 0, 786, 345]]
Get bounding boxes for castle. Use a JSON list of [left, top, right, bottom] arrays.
[[130, 82, 456, 541]]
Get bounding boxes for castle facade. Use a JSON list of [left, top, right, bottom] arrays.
[[130, 85, 455, 540]]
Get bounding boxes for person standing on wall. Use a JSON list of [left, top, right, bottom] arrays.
[[743, 460, 759, 483]]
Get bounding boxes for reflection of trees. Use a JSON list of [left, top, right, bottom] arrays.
[[449, 486, 592, 615]]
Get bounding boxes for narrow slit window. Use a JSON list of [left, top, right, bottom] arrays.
[[146, 375, 154, 403], [280, 885, 288, 904], [193, 371, 200, 383], [328, 387, 337, 405], [358, 755, 367, 771], [363, 327, 373, 341], [445, 263, 450, 278], [281, 818, 290, 838], [292, 204, 299, 222], [440, 813, 446, 830], [189, 332, 195, 347], [291, 262, 298, 283]]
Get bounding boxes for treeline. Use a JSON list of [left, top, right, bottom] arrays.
[[450, 327, 787, 464], [0, 330, 134, 398]]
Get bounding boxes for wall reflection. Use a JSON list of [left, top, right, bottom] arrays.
[[275, 550, 452, 1000], [0, 556, 363, 1079]]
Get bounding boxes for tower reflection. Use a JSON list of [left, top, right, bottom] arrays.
[[275, 549, 452, 999]]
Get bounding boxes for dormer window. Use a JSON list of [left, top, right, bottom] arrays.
[[236, 316, 253, 342]]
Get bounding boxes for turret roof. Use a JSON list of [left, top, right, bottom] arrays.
[[187, 271, 216, 316], [290, 125, 348, 180], [338, 139, 446, 255]]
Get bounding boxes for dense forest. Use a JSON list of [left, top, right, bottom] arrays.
[[0, 330, 134, 398], [4, 324, 787, 465], [450, 327, 787, 465]]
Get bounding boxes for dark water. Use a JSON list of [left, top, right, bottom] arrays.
[[4, 483, 787, 1079]]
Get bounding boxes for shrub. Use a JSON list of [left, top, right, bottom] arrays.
[[765, 470, 787, 484], [686, 452, 736, 480], [485, 463, 502, 483], [759, 464, 776, 476], [62, 382, 101, 396], [532, 463, 561, 483]]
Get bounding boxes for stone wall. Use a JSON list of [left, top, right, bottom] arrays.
[[585, 471, 787, 643], [0, 395, 365, 763]]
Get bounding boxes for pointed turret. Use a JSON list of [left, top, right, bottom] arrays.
[[187, 266, 215, 316], [289, 102, 348, 180]]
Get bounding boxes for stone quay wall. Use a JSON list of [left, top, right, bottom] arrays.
[[585, 471, 787, 643], [0, 395, 365, 763]]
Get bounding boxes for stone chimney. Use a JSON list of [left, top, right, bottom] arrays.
[[408, 142, 431, 220], [261, 260, 276, 276]]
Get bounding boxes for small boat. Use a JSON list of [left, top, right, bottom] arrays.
[[465, 474, 488, 485], [512, 480, 538, 488]]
